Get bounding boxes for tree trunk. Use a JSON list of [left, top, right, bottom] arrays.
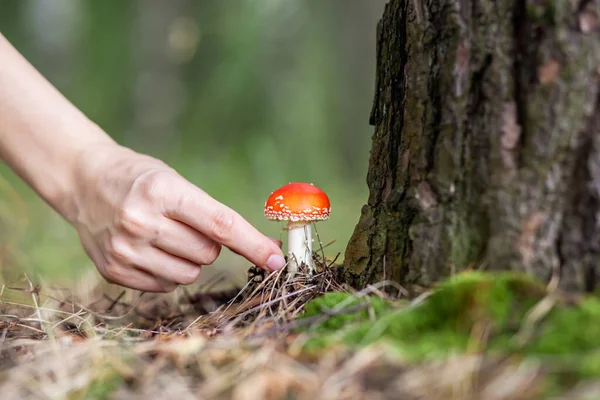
[[343, 0, 600, 293]]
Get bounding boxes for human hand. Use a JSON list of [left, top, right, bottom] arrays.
[[0, 34, 284, 291], [70, 144, 286, 292]]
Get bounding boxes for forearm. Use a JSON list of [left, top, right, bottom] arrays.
[[0, 33, 115, 221]]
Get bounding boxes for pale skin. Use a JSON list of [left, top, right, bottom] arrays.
[[0, 33, 286, 292]]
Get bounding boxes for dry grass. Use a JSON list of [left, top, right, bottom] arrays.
[[0, 260, 593, 400], [1, 177, 597, 399]]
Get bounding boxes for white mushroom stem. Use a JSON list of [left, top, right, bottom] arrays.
[[286, 221, 312, 274]]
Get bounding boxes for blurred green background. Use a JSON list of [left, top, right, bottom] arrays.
[[0, 0, 386, 287]]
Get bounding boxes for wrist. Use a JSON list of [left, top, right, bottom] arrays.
[[46, 121, 116, 223], [68, 137, 172, 225]]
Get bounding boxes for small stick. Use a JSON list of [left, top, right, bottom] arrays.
[[327, 252, 341, 268], [312, 222, 327, 270], [250, 302, 372, 338], [105, 290, 126, 313], [225, 286, 316, 328]]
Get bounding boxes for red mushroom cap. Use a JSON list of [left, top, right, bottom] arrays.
[[264, 182, 330, 222]]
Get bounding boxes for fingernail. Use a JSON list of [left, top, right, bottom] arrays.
[[265, 254, 285, 271]]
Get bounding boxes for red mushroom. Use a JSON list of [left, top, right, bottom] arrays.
[[264, 182, 330, 274]]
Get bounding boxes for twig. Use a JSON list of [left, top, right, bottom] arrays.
[[224, 286, 317, 329], [105, 290, 126, 313], [327, 253, 341, 268], [220, 268, 280, 316], [23, 274, 47, 336], [70, 293, 146, 321], [249, 302, 372, 339], [513, 258, 562, 347], [513, 292, 558, 347], [313, 222, 327, 270]]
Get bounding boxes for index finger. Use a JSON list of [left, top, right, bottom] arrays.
[[164, 182, 286, 272]]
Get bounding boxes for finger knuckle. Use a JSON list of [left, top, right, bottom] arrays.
[[151, 221, 164, 242], [210, 210, 234, 242], [133, 168, 170, 194], [161, 282, 179, 293], [102, 263, 123, 283], [107, 236, 132, 263], [170, 192, 188, 216], [116, 206, 147, 237], [250, 242, 269, 264], [201, 243, 221, 265], [178, 270, 201, 285]]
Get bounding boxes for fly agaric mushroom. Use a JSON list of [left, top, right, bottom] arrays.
[[264, 182, 330, 274]]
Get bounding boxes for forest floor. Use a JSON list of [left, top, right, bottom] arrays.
[[2, 257, 600, 400]]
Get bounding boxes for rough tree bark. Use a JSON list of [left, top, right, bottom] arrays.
[[343, 0, 600, 292]]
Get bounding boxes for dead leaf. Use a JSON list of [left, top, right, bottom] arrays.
[[537, 59, 560, 85]]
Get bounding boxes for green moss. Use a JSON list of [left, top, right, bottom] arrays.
[[334, 272, 545, 360], [301, 291, 392, 332], [526, 298, 600, 354], [300, 272, 600, 367], [300, 270, 600, 396], [70, 368, 123, 400]]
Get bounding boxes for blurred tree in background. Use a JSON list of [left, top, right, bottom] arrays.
[[0, 0, 386, 285]]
